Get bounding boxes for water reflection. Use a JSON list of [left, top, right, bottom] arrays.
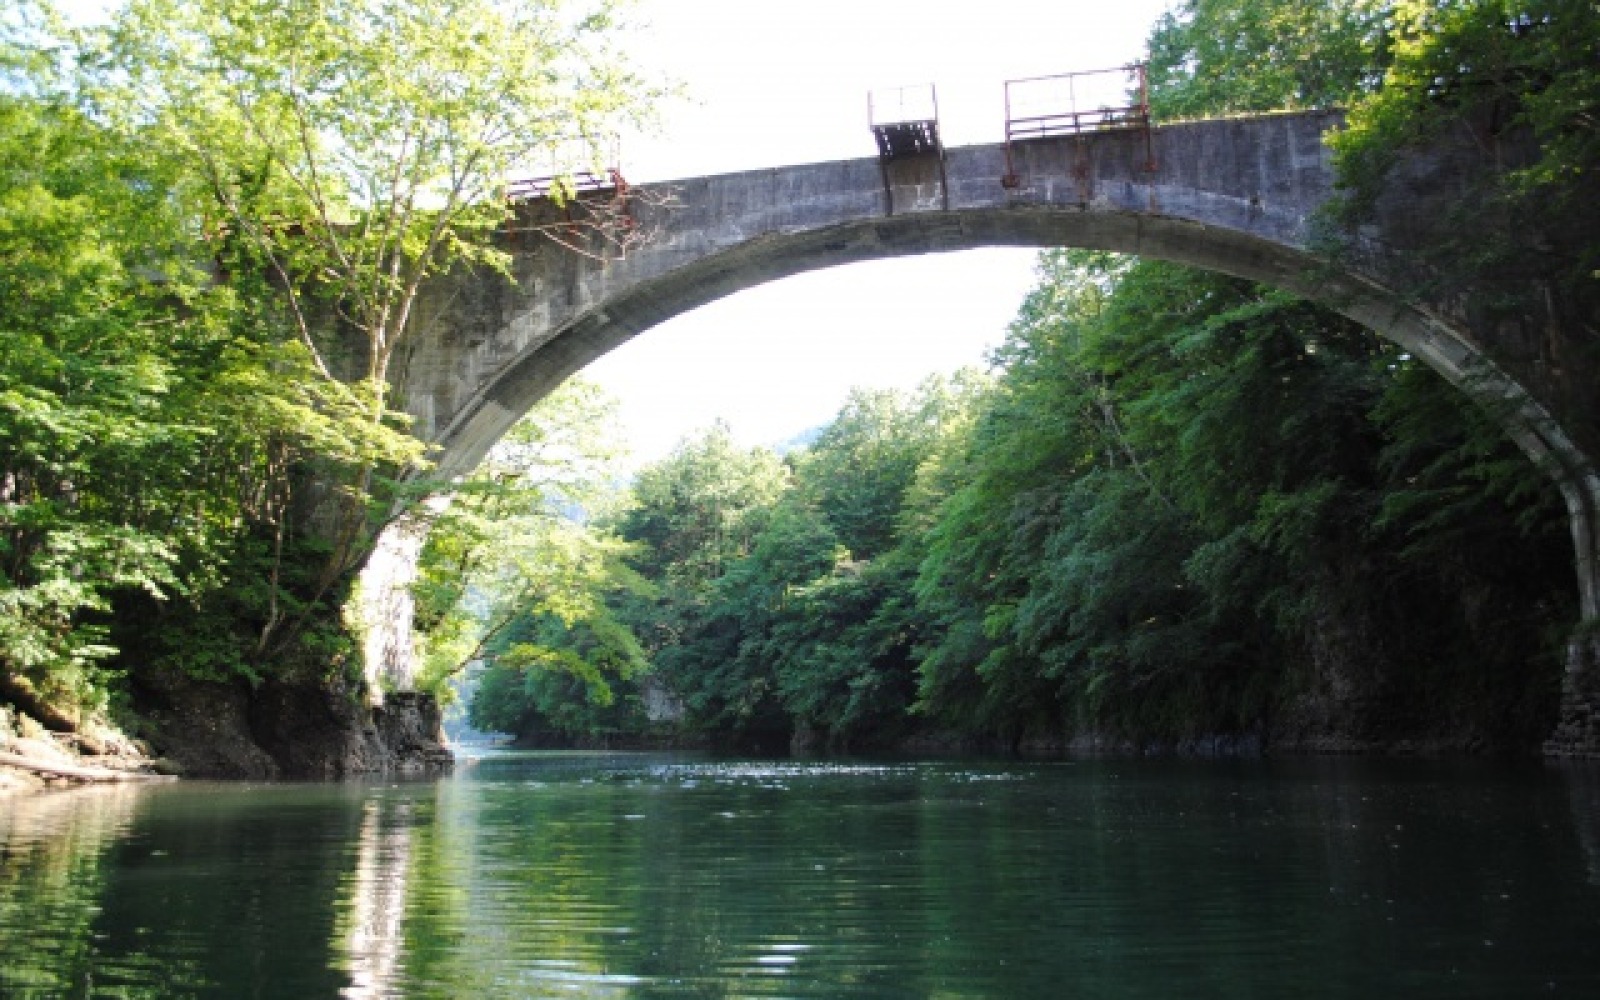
[[1561, 763, 1600, 887], [0, 785, 144, 997], [394, 772, 668, 998], [1, 759, 1599, 998], [336, 798, 415, 998]]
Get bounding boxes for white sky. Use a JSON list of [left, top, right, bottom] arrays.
[[585, 0, 1177, 464]]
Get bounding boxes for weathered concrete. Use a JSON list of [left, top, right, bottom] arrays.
[[401, 113, 1357, 477], [370, 109, 1600, 751]]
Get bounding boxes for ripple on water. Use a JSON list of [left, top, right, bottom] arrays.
[[4, 757, 1599, 999]]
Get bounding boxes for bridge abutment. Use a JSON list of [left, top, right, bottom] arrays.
[[1547, 472, 1600, 756]]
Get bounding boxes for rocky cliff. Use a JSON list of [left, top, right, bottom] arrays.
[[131, 669, 453, 779]]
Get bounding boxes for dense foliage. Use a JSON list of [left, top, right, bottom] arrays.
[[1329, 0, 1600, 462], [481, 252, 1564, 753], [912, 254, 1569, 748], [0, 0, 656, 735], [1146, 0, 1391, 116], [425, 380, 651, 739]]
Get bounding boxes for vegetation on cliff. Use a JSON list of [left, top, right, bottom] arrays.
[[475, 250, 1571, 752], [0, 0, 657, 760]]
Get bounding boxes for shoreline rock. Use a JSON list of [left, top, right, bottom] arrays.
[[128, 669, 454, 779], [3, 674, 454, 791], [1, 705, 171, 794]]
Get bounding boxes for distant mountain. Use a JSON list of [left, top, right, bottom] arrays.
[[771, 424, 824, 456]]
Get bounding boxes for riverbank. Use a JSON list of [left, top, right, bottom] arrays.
[[0, 706, 174, 794], [2, 678, 455, 792]]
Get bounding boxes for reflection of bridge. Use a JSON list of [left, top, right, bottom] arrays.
[[375, 110, 1600, 751]]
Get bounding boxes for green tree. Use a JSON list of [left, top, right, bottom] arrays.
[[794, 378, 979, 562], [613, 376, 987, 748], [413, 378, 642, 696], [910, 254, 1119, 737], [913, 249, 1571, 747], [1, 0, 664, 736], [0, 70, 388, 718], [468, 612, 649, 740], [0, 88, 198, 720], [1146, 0, 1391, 118], [617, 424, 790, 590], [765, 374, 985, 745], [94, 0, 658, 408], [608, 426, 790, 741], [78, 0, 663, 658], [1328, 1, 1598, 437]]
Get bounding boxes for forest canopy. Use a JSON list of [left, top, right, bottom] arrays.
[[1, 0, 1593, 759]]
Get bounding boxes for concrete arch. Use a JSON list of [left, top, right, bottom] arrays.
[[435, 208, 1511, 472], [425, 202, 1598, 605], [377, 111, 1600, 747]]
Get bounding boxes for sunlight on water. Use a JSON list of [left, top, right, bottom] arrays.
[[336, 799, 413, 998], [3, 757, 1600, 997]]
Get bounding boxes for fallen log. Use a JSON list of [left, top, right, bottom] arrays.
[[0, 751, 176, 784]]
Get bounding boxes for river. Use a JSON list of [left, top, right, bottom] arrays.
[[2, 753, 1599, 997]]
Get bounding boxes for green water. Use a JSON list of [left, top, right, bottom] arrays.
[[3, 754, 1600, 998]]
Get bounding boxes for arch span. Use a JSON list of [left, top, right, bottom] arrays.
[[379, 110, 1600, 749]]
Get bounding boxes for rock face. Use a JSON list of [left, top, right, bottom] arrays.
[[249, 687, 453, 779], [132, 669, 453, 779], [1547, 634, 1600, 758]]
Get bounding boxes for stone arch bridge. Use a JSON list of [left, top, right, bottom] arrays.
[[375, 110, 1600, 752]]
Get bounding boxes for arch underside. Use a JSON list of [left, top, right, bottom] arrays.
[[422, 202, 1598, 619], [435, 206, 1531, 470]]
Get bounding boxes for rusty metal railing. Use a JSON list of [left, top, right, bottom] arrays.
[[1002, 64, 1153, 186], [507, 135, 625, 201], [868, 83, 943, 160], [1004, 64, 1149, 141]]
